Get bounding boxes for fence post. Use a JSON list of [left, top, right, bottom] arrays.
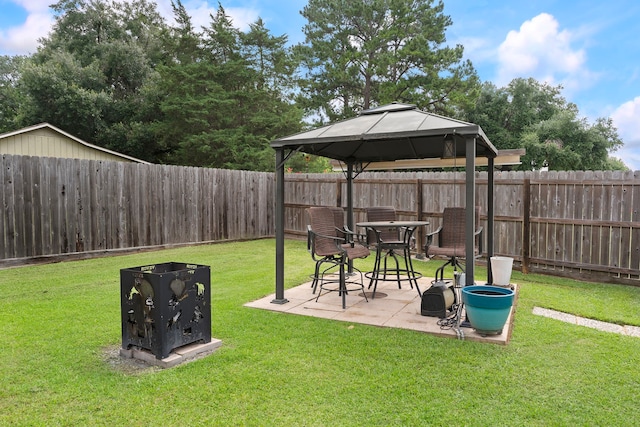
[[522, 178, 531, 274], [416, 178, 424, 257]]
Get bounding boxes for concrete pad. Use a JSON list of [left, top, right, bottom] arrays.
[[362, 296, 413, 313], [533, 306, 577, 324], [288, 302, 343, 320], [577, 317, 626, 334], [119, 339, 222, 369], [533, 306, 640, 338], [245, 278, 517, 345], [332, 305, 396, 326], [625, 325, 640, 337]]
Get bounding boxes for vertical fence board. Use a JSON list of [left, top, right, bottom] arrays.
[[124, 163, 136, 248], [0, 156, 5, 259], [13, 156, 26, 257], [573, 171, 584, 267], [581, 180, 594, 266], [88, 160, 100, 250], [38, 158, 51, 255], [540, 180, 551, 263], [23, 156, 37, 257], [49, 158, 62, 255], [631, 179, 640, 273], [77, 161, 90, 252], [529, 181, 540, 267], [559, 179, 572, 264]]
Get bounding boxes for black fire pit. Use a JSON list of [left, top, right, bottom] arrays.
[[120, 262, 211, 359]]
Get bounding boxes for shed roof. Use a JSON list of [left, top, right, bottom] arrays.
[[0, 123, 150, 164]]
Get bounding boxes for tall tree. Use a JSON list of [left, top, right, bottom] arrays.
[[0, 55, 27, 132], [465, 79, 569, 151], [154, 4, 301, 170], [520, 112, 623, 171], [165, 0, 202, 65], [465, 78, 624, 171], [295, 0, 480, 123], [242, 18, 296, 95], [19, 50, 110, 141]]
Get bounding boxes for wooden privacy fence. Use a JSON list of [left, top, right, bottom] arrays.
[[0, 155, 274, 265], [284, 170, 640, 285], [3, 154, 640, 285]]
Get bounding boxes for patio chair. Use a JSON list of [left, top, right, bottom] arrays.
[[365, 206, 416, 296], [308, 206, 354, 291], [307, 207, 370, 309], [425, 206, 483, 283]]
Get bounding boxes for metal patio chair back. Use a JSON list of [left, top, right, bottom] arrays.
[[425, 206, 483, 281], [306, 206, 370, 308], [365, 206, 402, 246]]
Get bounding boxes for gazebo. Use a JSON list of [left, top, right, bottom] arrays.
[[270, 103, 499, 304]]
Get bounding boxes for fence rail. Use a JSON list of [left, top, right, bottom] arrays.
[[284, 170, 640, 285], [2, 155, 640, 285]]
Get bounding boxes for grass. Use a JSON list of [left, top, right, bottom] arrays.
[[1, 239, 640, 426]]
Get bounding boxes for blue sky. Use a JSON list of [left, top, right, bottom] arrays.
[[1, 0, 640, 170]]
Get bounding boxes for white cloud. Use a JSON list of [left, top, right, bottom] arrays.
[[611, 96, 640, 170], [0, 0, 259, 55], [496, 13, 596, 93], [456, 35, 496, 64], [0, 13, 53, 55], [159, 0, 258, 32], [225, 7, 260, 31], [11, 0, 50, 12], [0, 0, 54, 55]]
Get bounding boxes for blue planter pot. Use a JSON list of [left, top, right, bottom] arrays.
[[462, 285, 515, 335]]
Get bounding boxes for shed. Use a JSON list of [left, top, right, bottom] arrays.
[[0, 123, 149, 164]]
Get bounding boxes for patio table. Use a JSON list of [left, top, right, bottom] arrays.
[[356, 220, 428, 298]]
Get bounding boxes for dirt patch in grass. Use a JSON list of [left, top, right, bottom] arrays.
[[102, 345, 161, 375]]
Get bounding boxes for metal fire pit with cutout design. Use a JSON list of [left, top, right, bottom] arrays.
[[120, 262, 211, 359]]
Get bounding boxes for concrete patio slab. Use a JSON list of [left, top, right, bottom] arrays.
[[245, 276, 517, 345]]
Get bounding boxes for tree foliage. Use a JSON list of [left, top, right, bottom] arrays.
[[153, 4, 302, 170], [0, 1, 628, 172], [0, 55, 27, 131], [6, 0, 300, 170], [465, 78, 624, 171], [295, 0, 480, 122], [17, 0, 168, 160]]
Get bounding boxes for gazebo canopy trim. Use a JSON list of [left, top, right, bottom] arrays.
[[330, 149, 525, 171], [270, 103, 498, 163]]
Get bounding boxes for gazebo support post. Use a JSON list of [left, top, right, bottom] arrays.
[[272, 147, 288, 304], [346, 162, 354, 231], [465, 137, 476, 286], [346, 162, 355, 272]]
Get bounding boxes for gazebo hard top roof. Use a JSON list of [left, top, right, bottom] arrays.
[[270, 102, 498, 163]]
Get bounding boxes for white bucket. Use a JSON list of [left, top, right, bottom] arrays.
[[490, 256, 514, 286]]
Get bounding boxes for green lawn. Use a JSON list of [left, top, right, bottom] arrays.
[[1, 239, 639, 426]]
